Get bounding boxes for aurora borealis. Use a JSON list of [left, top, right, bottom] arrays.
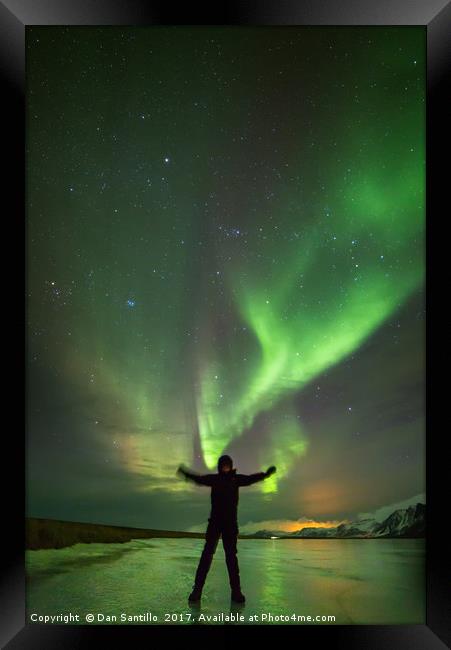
[[26, 26, 425, 532]]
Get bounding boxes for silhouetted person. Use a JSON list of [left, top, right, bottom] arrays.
[[177, 454, 276, 604]]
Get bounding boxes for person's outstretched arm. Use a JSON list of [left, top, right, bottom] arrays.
[[237, 466, 277, 486], [177, 464, 215, 486]]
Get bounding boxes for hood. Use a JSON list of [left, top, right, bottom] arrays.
[[217, 454, 234, 472]]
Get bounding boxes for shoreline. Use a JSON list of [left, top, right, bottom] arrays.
[[26, 517, 424, 550]]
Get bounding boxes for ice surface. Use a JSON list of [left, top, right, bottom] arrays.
[[26, 537, 425, 625]]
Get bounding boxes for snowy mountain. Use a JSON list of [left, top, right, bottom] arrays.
[[371, 503, 425, 537], [252, 503, 425, 539]]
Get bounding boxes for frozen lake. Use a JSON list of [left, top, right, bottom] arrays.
[[26, 537, 424, 625]]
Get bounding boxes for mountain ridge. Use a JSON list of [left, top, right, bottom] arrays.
[[252, 503, 425, 539]]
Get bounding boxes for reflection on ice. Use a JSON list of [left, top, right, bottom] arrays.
[[26, 537, 424, 625]]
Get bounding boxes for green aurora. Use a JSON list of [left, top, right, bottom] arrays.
[[27, 26, 425, 528]]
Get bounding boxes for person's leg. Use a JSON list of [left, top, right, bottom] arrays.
[[222, 524, 242, 594], [192, 518, 221, 591]]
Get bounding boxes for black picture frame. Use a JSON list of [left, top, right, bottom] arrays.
[[3, 1, 449, 647]]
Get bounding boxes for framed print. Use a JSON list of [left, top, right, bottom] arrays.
[[2, 1, 449, 648]]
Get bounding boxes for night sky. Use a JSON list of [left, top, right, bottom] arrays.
[[26, 26, 425, 533]]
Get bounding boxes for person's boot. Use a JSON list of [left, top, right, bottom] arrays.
[[188, 585, 203, 603], [231, 587, 246, 603]]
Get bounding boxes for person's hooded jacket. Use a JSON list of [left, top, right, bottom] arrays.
[[178, 455, 275, 525]]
